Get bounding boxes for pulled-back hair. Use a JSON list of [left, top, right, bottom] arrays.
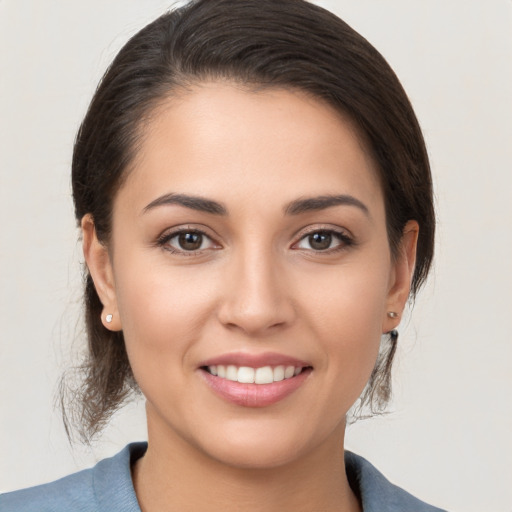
[[67, 0, 434, 442]]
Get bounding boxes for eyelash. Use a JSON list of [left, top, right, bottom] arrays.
[[292, 227, 354, 254], [156, 228, 216, 256], [156, 227, 354, 256]]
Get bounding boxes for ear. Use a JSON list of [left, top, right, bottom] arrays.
[[81, 214, 122, 331], [382, 220, 419, 333]]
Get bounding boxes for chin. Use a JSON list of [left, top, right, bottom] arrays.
[[191, 417, 339, 471], [204, 438, 306, 470]]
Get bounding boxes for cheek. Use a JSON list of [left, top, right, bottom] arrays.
[[299, 260, 390, 400], [113, 258, 218, 383], [301, 257, 389, 336]]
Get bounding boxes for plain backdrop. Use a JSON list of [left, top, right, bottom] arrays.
[[1, 1, 511, 511]]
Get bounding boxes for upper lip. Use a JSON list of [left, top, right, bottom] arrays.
[[198, 351, 311, 369]]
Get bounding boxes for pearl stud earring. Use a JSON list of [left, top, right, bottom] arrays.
[[106, 314, 113, 323]]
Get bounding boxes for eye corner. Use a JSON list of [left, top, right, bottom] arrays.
[[156, 226, 222, 256], [291, 227, 355, 254]]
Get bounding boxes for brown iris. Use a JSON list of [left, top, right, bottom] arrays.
[[178, 232, 203, 250], [308, 231, 333, 250]]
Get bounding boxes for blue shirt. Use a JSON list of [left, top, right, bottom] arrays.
[[0, 443, 447, 511]]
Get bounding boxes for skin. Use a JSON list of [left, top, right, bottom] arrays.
[[83, 82, 418, 512]]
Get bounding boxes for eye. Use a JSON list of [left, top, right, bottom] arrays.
[[294, 229, 352, 252], [158, 229, 218, 254]]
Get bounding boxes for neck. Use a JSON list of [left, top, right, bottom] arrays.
[[132, 417, 361, 512]]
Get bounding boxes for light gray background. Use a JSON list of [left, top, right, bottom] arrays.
[[1, 1, 511, 511]]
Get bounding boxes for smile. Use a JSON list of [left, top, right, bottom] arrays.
[[199, 354, 313, 407], [205, 364, 303, 384]]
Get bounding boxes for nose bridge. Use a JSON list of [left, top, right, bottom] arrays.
[[218, 239, 294, 335]]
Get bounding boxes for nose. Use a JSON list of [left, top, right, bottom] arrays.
[[217, 247, 296, 336]]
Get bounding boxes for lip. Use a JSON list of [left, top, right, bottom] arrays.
[[200, 368, 312, 407], [197, 352, 312, 408], [198, 351, 310, 368]]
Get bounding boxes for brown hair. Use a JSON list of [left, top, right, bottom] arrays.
[[66, 0, 434, 441]]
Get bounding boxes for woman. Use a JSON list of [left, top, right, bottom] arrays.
[[1, 0, 446, 510]]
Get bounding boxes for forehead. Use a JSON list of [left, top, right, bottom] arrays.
[[116, 82, 383, 215]]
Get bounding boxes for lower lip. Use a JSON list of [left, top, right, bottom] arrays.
[[200, 368, 311, 407]]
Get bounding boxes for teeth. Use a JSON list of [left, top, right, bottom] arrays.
[[284, 365, 295, 379], [238, 366, 255, 383], [207, 364, 304, 384], [273, 365, 285, 382], [255, 366, 273, 384], [226, 365, 238, 381]]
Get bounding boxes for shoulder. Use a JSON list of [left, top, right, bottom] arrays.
[[345, 451, 448, 512], [0, 466, 96, 512], [0, 443, 146, 512]]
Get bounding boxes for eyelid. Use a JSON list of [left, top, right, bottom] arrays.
[[292, 224, 353, 241], [155, 223, 354, 256], [291, 225, 355, 252], [156, 225, 222, 255]]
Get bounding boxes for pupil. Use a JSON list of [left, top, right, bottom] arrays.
[[179, 232, 202, 250], [309, 232, 331, 250]]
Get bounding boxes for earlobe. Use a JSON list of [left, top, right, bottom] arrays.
[[383, 220, 419, 333], [81, 214, 122, 331]]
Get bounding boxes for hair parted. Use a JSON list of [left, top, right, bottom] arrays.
[[66, 0, 435, 442]]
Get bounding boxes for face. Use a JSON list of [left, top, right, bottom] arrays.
[[84, 82, 416, 469]]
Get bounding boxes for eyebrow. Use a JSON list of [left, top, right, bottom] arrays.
[[142, 192, 369, 217], [143, 193, 227, 215], [284, 195, 370, 216]]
